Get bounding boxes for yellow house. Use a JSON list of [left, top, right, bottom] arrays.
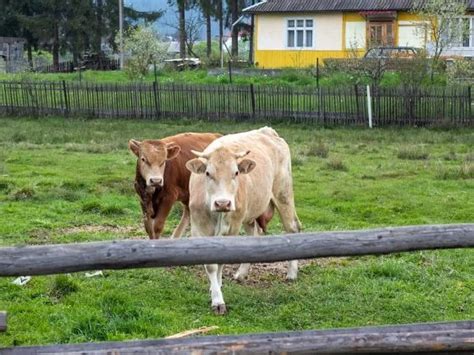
[[243, 0, 474, 68]]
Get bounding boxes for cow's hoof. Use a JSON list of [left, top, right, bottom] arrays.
[[233, 273, 246, 283], [286, 274, 298, 282], [212, 304, 227, 315]]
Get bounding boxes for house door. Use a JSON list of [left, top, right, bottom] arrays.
[[368, 22, 395, 47]]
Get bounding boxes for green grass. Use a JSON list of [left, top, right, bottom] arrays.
[[0, 69, 324, 86], [0, 68, 443, 87], [0, 117, 473, 347]]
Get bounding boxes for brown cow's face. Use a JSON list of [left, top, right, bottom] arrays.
[[129, 139, 181, 188], [186, 147, 256, 212]]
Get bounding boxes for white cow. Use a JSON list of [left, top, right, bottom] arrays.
[[186, 127, 301, 314]]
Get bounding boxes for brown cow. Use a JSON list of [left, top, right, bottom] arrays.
[[129, 132, 221, 239]]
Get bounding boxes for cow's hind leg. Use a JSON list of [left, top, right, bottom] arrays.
[[233, 222, 259, 282], [272, 197, 301, 281], [171, 204, 190, 238]]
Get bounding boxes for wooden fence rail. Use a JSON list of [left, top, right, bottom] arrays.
[[1, 321, 473, 354], [0, 224, 472, 277], [0, 81, 471, 126]]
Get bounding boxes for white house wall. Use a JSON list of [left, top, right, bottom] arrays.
[[257, 13, 343, 50], [398, 21, 426, 48], [345, 22, 366, 49]]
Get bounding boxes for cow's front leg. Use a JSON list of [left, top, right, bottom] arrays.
[[205, 264, 226, 315], [150, 196, 177, 239], [170, 204, 190, 238]]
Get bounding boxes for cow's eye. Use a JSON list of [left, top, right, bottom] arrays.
[[205, 171, 210, 177], [141, 157, 146, 163], [235, 171, 239, 177]]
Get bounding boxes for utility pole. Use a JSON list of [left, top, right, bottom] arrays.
[[119, 0, 124, 69], [218, 0, 224, 68]]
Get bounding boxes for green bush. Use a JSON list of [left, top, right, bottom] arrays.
[[447, 59, 474, 85], [397, 146, 429, 160], [326, 157, 348, 171], [306, 141, 329, 158]]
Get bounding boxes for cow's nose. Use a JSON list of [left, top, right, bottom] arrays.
[[149, 177, 163, 186], [214, 199, 231, 212]]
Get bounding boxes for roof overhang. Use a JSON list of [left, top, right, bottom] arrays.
[[360, 11, 397, 20]]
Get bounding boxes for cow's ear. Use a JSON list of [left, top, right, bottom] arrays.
[[238, 159, 256, 174], [128, 139, 141, 157], [166, 144, 181, 160], [186, 158, 207, 174]]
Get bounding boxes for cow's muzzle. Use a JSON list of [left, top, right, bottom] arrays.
[[214, 199, 232, 212], [148, 177, 163, 187]]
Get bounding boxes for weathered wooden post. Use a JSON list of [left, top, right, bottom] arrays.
[[250, 83, 256, 121], [153, 81, 160, 119], [0, 311, 7, 332], [62, 80, 69, 116]]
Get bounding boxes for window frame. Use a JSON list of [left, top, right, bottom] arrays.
[[286, 17, 315, 49], [450, 16, 474, 49]]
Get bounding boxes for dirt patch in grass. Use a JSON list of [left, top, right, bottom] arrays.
[[56, 224, 145, 236], [193, 258, 349, 287], [29, 224, 147, 244]]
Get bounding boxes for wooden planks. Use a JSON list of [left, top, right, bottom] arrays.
[[0, 224, 472, 277], [0, 311, 7, 332], [0, 81, 472, 126], [1, 320, 473, 354]]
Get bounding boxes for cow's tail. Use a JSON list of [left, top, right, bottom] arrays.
[[258, 126, 280, 138]]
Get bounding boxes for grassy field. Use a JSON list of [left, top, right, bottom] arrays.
[[0, 68, 437, 87], [0, 117, 472, 347]]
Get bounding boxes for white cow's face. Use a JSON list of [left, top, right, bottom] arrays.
[[186, 148, 256, 212], [129, 139, 181, 189]]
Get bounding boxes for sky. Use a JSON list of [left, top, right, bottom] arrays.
[[126, 0, 220, 38]]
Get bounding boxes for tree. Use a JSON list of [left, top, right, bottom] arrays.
[[1, 0, 162, 69], [167, 0, 188, 59], [215, 0, 224, 66], [167, 11, 204, 57], [228, 0, 239, 57], [120, 25, 167, 79], [412, 0, 468, 73], [198, 0, 214, 58], [0, 0, 40, 68], [98, 0, 162, 52]]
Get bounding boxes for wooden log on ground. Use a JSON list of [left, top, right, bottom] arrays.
[[0, 224, 472, 277], [1, 321, 473, 354], [0, 312, 7, 332]]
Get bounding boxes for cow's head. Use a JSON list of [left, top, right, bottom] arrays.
[[129, 139, 181, 189], [186, 147, 256, 212]]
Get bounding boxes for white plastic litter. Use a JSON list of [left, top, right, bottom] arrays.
[[12, 276, 31, 286], [85, 271, 104, 278]]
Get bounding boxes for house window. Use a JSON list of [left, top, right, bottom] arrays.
[[287, 19, 314, 48], [462, 18, 470, 47], [451, 17, 474, 48]]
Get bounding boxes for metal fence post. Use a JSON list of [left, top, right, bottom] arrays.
[[367, 85, 373, 128]]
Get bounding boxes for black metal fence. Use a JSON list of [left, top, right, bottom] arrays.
[[0, 81, 472, 126]]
